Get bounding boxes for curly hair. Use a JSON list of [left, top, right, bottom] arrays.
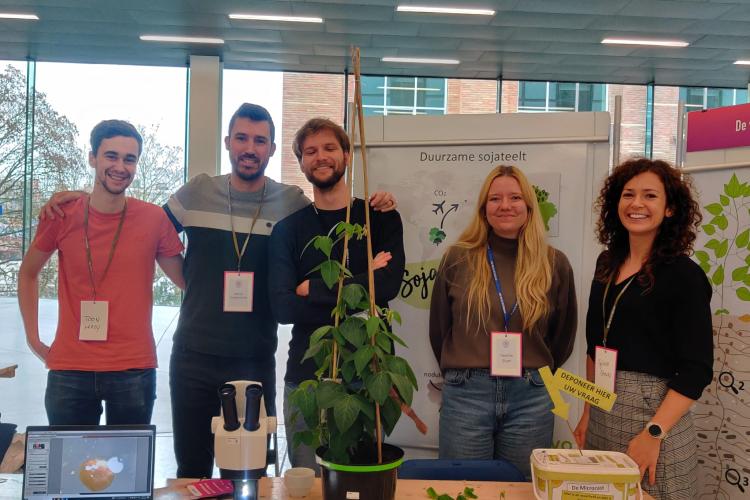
[[594, 157, 702, 290]]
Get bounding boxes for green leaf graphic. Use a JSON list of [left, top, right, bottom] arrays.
[[705, 203, 723, 216], [712, 265, 724, 286]]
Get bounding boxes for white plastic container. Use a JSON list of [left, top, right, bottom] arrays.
[[530, 449, 641, 500]]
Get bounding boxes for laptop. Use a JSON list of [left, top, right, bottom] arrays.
[[22, 425, 156, 500]]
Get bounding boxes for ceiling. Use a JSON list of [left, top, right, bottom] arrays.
[[1, 0, 750, 88]]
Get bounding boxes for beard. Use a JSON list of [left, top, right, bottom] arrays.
[[231, 153, 268, 182], [305, 162, 346, 190]]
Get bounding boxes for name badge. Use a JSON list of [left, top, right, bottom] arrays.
[[79, 301, 109, 341], [490, 331, 522, 377], [224, 272, 254, 312], [595, 346, 618, 393]]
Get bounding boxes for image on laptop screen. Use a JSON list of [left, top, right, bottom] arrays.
[[23, 425, 155, 500]]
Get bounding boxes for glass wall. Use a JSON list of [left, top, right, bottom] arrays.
[[360, 76, 447, 116], [31, 62, 187, 305], [517, 81, 606, 113], [0, 61, 27, 298]]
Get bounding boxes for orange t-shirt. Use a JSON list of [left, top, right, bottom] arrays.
[[32, 197, 184, 371]]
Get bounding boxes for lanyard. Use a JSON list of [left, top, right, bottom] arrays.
[[227, 176, 266, 272], [486, 244, 518, 332], [83, 198, 127, 301], [601, 274, 637, 347]]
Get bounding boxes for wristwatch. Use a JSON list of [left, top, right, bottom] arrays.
[[646, 421, 666, 439]]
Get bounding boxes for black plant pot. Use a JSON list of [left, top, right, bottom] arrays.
[[316, 444, 404, 500]]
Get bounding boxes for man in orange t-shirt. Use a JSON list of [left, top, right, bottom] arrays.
[[17, 119, 185, 425]]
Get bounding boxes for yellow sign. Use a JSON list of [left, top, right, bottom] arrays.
[[539, 366, 617, 421]]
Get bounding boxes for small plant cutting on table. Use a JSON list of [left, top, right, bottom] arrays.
[[288, 47, 426, 500]]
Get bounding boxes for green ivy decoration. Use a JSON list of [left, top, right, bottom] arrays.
[[695, 173, 750, 314]]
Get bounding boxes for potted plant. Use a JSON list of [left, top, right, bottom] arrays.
[[288, 219, 424, 500]]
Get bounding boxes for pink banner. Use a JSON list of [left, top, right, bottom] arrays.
[[686, 102, 750, 152]]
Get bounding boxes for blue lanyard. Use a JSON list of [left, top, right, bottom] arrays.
[[486, 244, 518, 331]]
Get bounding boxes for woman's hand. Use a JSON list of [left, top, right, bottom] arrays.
[[573, 408, 590, 449], [626, 430, 661, 485]]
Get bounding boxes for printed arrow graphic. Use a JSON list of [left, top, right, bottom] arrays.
[[539, 366, 570, 420]]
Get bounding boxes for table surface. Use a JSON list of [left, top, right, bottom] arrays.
[[1, 474, 655, 499]]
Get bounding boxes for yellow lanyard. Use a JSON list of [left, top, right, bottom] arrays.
[[83, 198, 127, 301], [227, 177, 266, 272], [601, 274, 636, 347]]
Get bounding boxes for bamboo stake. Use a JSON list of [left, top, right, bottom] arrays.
[[351, 46, 383, 464]]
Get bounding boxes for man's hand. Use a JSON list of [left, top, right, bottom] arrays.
[[372, 251, 392, 271], [39, 191, 86, 221], [369, 191, 397, 212], [28, 340, 51, 364], [0, 364, 18, 378], [296, 280, 310, 297], [626, 430, 661, 485]]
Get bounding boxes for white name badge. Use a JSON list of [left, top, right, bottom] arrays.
[[79, 301, 109, 341], [595, 346, 618, 393], [490, 331, 522, 377], [223, 272, 254, 312]]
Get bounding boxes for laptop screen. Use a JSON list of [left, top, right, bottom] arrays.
[[23, 425, 155, 500]]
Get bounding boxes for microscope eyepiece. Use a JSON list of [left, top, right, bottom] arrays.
[[243, 384, 263, 431], [219, 384, 241, 431]]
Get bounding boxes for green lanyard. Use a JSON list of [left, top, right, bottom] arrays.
[[227, 177, 266, 272], [601, 274, 636, 347], [83, 198, 127, 301]]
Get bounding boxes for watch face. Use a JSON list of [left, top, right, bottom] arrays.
[[648, 423, 662, 437]]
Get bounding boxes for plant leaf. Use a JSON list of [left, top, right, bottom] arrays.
[[320, 260, 341, 289], [354, 345, 375, 375], [333, 394, 360, 434], [426, 487, 439, 499], [737, 229, 750, 249], [380, 396, 401, 435], [694, 250, 709, 263], [705, 203, 723, 216], [313, 235, 333, 258], [710, 215, 728, 231], [699, 261, 710, 274], [720, 194, 730, 206], [732, 266, 748, 282], [705, 238, 719, 250], [316, 380, 345, 409], [716, 239, 729, 258], [386, 356, 419, 388], [366, 316, 380, 338], [342, 284, 366, 310], [366, 371, 392, 405], [463, 487, 478, 499], [310, 325, 333, 345], [375, 332, 392, 353], [340, 316, 367, 347], [724, 173, 743, 198], [712, 265, 724, 286], [353, 393, 375, 421], [302, 339, 327, 362], [341, 361, 355, 384], [701, 224, 715, 235], [736, 287, 750, 301], [390, 372, 414, 406]]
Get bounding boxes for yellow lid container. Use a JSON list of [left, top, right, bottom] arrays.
[[530, 449, 641, 500]]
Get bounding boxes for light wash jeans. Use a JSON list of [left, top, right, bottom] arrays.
[[45, 369, 156, 425], [439, 368, 553, 480]]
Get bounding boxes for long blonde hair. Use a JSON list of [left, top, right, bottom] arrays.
[[453, 165, 553, 333]]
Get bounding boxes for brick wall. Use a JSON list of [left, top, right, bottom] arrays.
[[501, 81, 519, 113], [281, 73, 345, 198], [652, 86, 679, 163], [446, 79, 497, 114], [608, 84, 648, 163]]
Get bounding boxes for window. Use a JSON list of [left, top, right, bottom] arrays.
[[680, 87, 749, 112], [361, 76, 446, 116], [518, 82, 607, 112]]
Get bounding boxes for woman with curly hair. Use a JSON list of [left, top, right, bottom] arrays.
[[430, 165, 577, 479], [574, 158, 713, 499]]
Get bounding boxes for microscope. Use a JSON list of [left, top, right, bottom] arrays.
[[211, 381, 277, 500]]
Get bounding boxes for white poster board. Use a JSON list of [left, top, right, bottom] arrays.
[[684, 147, 750, 500], [353, 112, 610, 453]]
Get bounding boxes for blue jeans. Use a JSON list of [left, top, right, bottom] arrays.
[[169, 344, 276, 478], [283, 383, 320, 474], [45, 369, 156, 425], [439, 368, 553, 480]]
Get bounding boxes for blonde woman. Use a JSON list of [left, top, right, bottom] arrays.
[[429, 165, 577, 479]]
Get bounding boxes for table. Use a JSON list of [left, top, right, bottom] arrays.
[[1, 474, 655, 499]]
